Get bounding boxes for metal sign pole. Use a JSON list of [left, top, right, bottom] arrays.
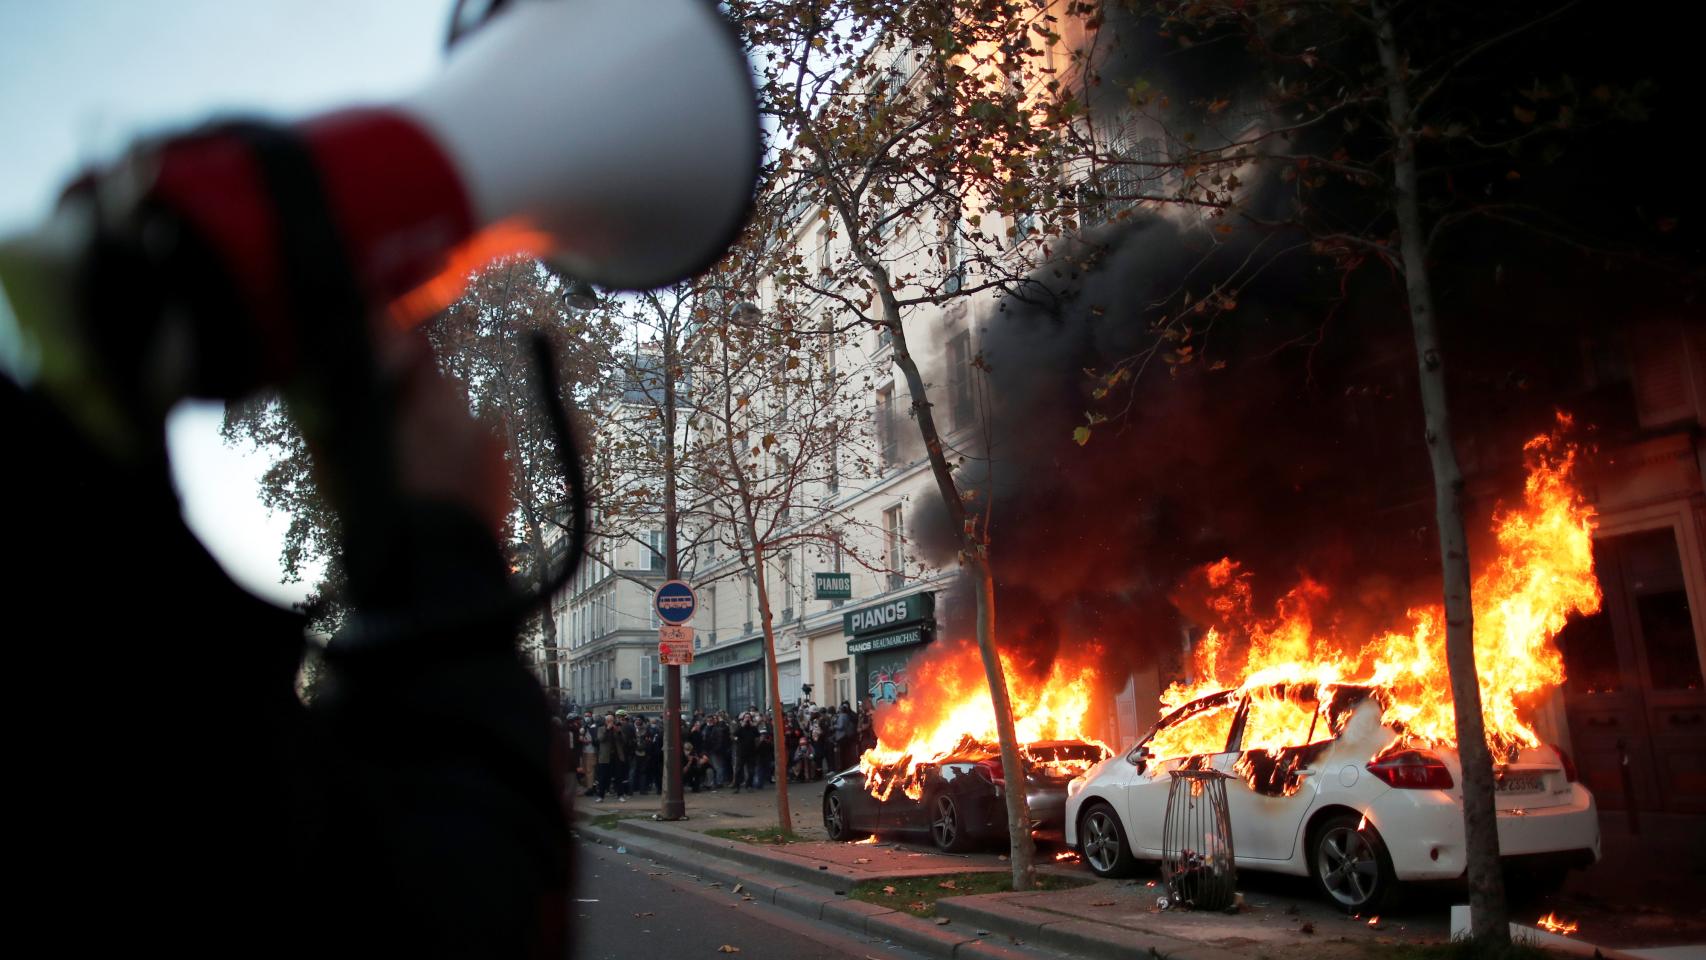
[[656, 579, 696, 821]]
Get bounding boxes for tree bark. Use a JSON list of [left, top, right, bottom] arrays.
[[520, 499, 561, 702], [744, 536, 796, 836], [710, 321, 797, 836], [880, 281, 1035, 891], [1373, 0, 1508, 941]]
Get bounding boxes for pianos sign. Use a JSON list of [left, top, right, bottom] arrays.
[[814, 571, 852, 599]]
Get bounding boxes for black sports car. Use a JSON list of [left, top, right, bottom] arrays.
[[821, 739, 1111, 852]]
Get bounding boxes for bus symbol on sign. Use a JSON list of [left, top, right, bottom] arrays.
[[654, 580, 696, 625]]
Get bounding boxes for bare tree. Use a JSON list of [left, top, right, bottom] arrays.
[[683, 289, 889, 836], [726, 0, 1116, 888], [571, 285, 716, 820]]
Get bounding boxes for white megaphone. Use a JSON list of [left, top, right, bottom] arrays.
[[2, 0, 758, 383], [410, 0, 760, 291]]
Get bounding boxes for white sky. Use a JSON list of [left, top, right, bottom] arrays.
[[0, 0, 453, 605]]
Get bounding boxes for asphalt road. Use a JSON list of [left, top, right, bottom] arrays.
[[570, 838, 934, 960]]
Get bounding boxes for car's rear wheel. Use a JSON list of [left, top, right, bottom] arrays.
[[1079, 802, 1138, 878], [1310, 813, 1397, 913], [930, 793, 973, 852], [823, 789, 857, 841]]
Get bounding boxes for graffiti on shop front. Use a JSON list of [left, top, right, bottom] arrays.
[[868, 666, 909, 704]]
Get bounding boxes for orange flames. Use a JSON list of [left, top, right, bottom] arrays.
[[860, 652, 1108, 800], [1537, 912, 1579, 936], [1161, 415, 1601, 757]]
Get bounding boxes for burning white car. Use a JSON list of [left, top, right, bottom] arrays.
[[1064, 681, 1600, 911]]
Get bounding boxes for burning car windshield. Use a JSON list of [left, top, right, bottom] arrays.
[[1236, 684, 1329, 753], [1146, 696, 1236, 760]]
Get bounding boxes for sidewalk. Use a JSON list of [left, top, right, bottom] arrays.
[[1542, 813, 1706, 952], [575, 776, 835, 839], [570, 782, 1449, 960]]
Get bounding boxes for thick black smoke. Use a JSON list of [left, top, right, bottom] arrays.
[[915, 217, 1429, 684], [919, 216, 1695, 694], [909, 1, 1703, 700]]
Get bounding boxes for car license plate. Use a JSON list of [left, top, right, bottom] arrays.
[[1497, 774, 1544, 793]]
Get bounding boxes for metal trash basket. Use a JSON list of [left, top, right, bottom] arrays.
[[1161, 768, 1237, 911]]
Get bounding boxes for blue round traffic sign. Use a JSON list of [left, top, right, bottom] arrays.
[[654, 580, 697, 625]]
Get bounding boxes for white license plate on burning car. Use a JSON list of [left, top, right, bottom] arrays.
[[1496, 774, 1544, 793]]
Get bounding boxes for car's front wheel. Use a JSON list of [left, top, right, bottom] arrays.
[[1309, 813, 1397, 913], [823, 789, 857, 841], [1079, 802, 1138, 878]]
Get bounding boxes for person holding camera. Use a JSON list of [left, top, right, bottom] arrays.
[[755, 714, 776, 788], [834, 701, 857, 771], [732, 712, 758, 793], [594, 712, 629, 802]]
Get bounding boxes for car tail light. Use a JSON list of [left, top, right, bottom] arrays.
[[1551, 744, 1578, 783], [975, 760, 1005, 786], [1366, 750, 1455, 790]]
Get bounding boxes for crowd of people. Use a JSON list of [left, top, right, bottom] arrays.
[[555, 689, 880, 801]]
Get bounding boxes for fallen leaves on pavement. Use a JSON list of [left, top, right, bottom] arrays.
[[882, 885, 897, 895], [717, 946, 741, 954], [937, 881, 957, 890]]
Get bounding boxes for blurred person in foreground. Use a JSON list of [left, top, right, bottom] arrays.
[[0, 0, 776, 953], [4, 325, 570, 956]]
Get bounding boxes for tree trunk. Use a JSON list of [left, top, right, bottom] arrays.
[[1373, 0, 1508, 941], [511, 409, 561, 703], [746, 538, 796, 836], [519, 506, 560, 702], [880, 283, 1034, 891], [968, 551, 1036, 888]]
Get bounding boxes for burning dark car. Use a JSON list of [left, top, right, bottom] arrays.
[[822, 739, 1111, 851]]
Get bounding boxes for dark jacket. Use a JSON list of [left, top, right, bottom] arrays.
[[734, 722, 758, 758], [707, 720, 731, 755], [596, 723, 627, 763]]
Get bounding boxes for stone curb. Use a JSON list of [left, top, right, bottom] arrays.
[[617, 818, 865, 890], [936, 894, 1256, 960], [576, 818, 1165, 959]]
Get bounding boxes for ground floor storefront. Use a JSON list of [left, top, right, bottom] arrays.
[[844, 591, 937, 709], [688, 637, 766, 714]]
